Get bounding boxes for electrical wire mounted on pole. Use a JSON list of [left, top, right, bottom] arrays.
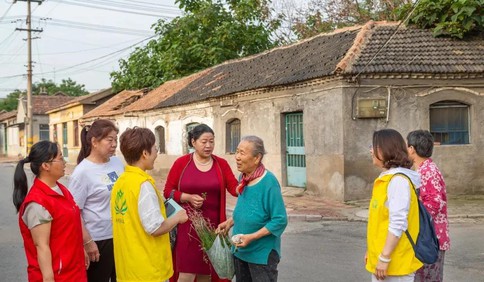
[[13, 0, 44, 154]]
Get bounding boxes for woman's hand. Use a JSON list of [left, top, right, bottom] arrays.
[[216, 218, 234, 235], [174, 209, 188, 224], [187, 193, 205, 209], [233, 233, 255, 248], [84, 240, 100, 262], [84, 249, 90, 270], [374, 260, 389, 280]]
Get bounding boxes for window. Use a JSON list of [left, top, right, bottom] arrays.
[[39, 124, 49, 141], [226, 118, 241, 153], [73, 120, 79, 147], [186, 122, 200, 153], [430, 101, 469, 145], [155, 126, 166, 154]]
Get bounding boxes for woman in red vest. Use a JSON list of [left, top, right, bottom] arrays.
[[13, 140, 87, 282]]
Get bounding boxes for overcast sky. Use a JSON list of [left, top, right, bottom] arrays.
[[0, 0, 181, 98]]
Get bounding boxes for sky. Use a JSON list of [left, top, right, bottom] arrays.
[[0, 0, 182, 98]]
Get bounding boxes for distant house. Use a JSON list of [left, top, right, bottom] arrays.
[[46, 88, 115, 163], [0, 110, 18, 156], [12, 92, 75, 157], [82, 21, 484, 201]]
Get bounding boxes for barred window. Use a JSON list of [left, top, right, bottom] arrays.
[[39, 124, 49, 141], [226, 119, 240, 153], [430, 101, 469, 145]]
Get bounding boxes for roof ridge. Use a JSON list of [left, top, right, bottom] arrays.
[[335, 21, 378, 75]]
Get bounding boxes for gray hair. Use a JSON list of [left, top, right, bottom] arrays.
[[240, 135, 266, 160], [407, 130, 434, 158]]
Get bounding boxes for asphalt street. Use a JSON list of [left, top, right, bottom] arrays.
[[1, 163, 483, 282]]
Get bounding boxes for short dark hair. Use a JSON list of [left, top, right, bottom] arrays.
[[373, 129, 412, 169], [407, 130, 434, 158], [120, 127, 155, 165], [187, 124, 214, 148]]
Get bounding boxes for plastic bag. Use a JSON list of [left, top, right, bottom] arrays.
[[206, 234, 235, 279]]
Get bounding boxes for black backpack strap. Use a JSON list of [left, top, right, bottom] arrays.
[[391, 173, 418, 248]]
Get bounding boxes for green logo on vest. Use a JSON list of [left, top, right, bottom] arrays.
[[115, 190, 128, 215], [371, 199, 378, 209]]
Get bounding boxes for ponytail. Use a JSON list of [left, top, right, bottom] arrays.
[[13, 158, 29, 213], [77, 126, 91, 164], [12, 141, 59, 213]]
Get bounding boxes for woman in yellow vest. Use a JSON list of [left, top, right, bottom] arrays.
[[366, 129, 423, 281], [111, 127, 188, 282]]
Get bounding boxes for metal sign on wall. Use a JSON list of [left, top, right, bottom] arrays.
[[357, 98, 387, 118]]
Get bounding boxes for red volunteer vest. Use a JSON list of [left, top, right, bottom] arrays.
[[19, 178, 87, 282]]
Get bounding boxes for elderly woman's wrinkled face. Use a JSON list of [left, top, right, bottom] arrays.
[[235, 140, 260, 174]]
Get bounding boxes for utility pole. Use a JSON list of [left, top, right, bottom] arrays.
[[14, 0, 43, 154]]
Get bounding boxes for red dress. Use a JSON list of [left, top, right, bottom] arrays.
[[176, 161, 220, 274], [164, 154, 238, 282]]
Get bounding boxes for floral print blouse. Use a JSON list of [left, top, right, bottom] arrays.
[[418, 158, 450, 250]]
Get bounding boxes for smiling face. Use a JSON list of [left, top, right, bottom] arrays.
[[192, 132, 215, 159], [144, 144, 158, 170], [235, 140, 261, 174], [92, 130, 118, 159]]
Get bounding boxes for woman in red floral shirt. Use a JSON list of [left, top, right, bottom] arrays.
[[407, 130, 450, 282]]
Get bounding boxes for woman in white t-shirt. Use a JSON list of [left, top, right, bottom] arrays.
[[69, 119, 125, 282]]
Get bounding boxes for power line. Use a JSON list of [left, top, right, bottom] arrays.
[[0, 34, 155, 80], [48, 0, 177, 18]]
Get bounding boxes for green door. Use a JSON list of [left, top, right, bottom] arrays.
[[285, 113, 306, 188], [62, 123, 68, 160]]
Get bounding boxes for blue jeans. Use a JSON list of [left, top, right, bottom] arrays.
[[234, 249, 280, 282]]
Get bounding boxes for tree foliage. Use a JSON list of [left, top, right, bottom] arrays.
[[110, 0, 280, 92], [0, 78, 88, 111], [398, 0, 484, 38], [292, 0, 412, 39]]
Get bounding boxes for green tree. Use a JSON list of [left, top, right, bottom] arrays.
[[292, 0, 412, 39], [0, 78, 89, 111], [110, 0, 280, 92], [0, 90, 22, 112], [399, 0, 484, 38]]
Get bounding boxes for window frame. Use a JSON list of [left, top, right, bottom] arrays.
[[225, 118, 241, 154], [429, 100, 470, 145]]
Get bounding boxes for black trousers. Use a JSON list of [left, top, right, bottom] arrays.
[[234, 249, 280, 282], [87, 239, 116, 282]]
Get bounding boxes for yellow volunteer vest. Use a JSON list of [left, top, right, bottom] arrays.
[[366, 172, 423, 275], [111, 165, 173, 282]]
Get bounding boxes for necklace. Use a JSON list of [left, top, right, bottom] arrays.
[[194, 155, 213, 166]]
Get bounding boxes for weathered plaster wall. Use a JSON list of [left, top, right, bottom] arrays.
[[343, 78, 484, 201]]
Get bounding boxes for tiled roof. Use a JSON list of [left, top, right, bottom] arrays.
[[81, 89, 146, 119], [157, 27, 360, 108], [129, 70, 209, 111], [49, 88, 113, 113], [31, 94, 75, 115], [343, 22, 484, 75], [91, 21, 484, 114], [0, 110, 17, 122]]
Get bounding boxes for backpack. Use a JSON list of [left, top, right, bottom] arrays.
[[393, 173, 439, 264]]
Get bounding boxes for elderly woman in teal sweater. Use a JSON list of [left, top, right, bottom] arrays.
[[217, 135, 287, 282]]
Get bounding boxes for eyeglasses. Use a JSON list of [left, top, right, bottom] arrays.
[[48, 158, 66, 163]]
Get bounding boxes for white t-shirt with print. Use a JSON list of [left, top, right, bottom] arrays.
[[68, 156, 125, 241]]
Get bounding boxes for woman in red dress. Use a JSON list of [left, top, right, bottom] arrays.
[[164, 124, 238, 282]]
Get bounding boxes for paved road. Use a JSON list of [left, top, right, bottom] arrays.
[[1, 163, 483, 282]]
